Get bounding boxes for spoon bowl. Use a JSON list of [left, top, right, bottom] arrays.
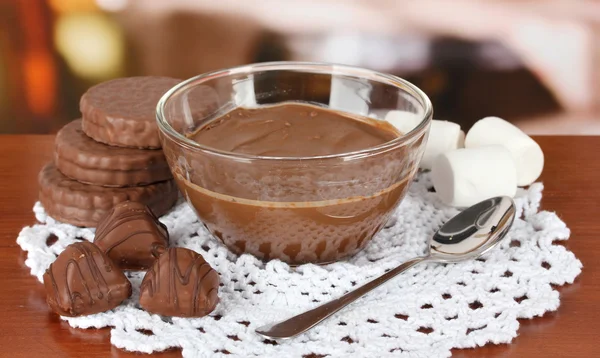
[[256, 196, 516, 340], [430, 196, 515, 262]]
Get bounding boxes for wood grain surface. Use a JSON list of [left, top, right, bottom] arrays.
[[0, 135, 597, 357]]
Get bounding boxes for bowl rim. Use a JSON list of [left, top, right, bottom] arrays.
[[156, 61, 432, 161]]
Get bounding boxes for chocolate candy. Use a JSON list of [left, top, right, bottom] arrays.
[[80, 76, 181, 149], [39, 162, 178, 227], [139, 248, 219, 317], [94, 201, 168, 270], [43, 241, 132, 317], [54, 119, 172, 187]]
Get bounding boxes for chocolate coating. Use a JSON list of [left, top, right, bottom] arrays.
[[81, 76, 181, 148], [43, 241, 132, 317], [94, 201, 169, 270], [39, 162, 178, 227], [55, 119, 172, 187], [139, 248, 219, 317]]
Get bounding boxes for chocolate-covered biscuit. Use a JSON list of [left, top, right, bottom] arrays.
[[55, 119, 172, 187], [139, 248, 219, 317], [43, 241, 132, 317], [39, 162, 178, 227], [80, 76, 181, 149], [94, 201, 169, 270]]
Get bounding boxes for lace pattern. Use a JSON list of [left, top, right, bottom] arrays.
[[17, 173, 582, 357]]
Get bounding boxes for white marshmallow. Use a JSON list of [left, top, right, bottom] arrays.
[[465, 116, 544, 186], [384, 114, 464, 170], [458, 130, 465, 148], [329, 77, 371, 116], [432, 146, 517, 208], [384, 110, 422, 135], [420, 120, 464, 170], [233, 75, 257, 107]]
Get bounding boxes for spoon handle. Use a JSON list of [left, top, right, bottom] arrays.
[[255, 257, 426, 340]]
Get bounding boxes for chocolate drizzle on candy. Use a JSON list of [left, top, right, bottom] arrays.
[[139, 248, 219, 317], [94, 201, 169, 270], [43, 241, 132, 317]]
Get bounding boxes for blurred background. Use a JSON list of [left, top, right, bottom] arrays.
[[1, 0, 599, 134]]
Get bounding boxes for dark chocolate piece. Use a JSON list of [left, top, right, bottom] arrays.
[[80, 76, 181, 149], [94, 201, 169, 270], [43, 241, 132, 317], [55, 119, 172, 187], [139, 248, 219, 317], [38, 162, 178, 227]]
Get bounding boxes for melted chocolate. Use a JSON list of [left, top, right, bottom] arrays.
[[43, 241, 132, 317], [165, 103, 421, 264], [190, 103, 399, 157], [94, 201, 169, 270]]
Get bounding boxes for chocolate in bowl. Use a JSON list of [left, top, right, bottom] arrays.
[[157, 62, 432, 264]]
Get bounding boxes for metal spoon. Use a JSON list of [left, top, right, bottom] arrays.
[[256, 196, 516, 340]]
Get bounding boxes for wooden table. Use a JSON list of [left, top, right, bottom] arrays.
[[0, 135, 597, 357]]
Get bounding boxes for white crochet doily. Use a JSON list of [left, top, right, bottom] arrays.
[[17, 173, 582, 358]]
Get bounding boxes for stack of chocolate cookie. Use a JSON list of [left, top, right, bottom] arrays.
[[38, 77, 181, 227]]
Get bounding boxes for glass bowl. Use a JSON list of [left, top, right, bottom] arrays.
[[157, 62, 432, 265]]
